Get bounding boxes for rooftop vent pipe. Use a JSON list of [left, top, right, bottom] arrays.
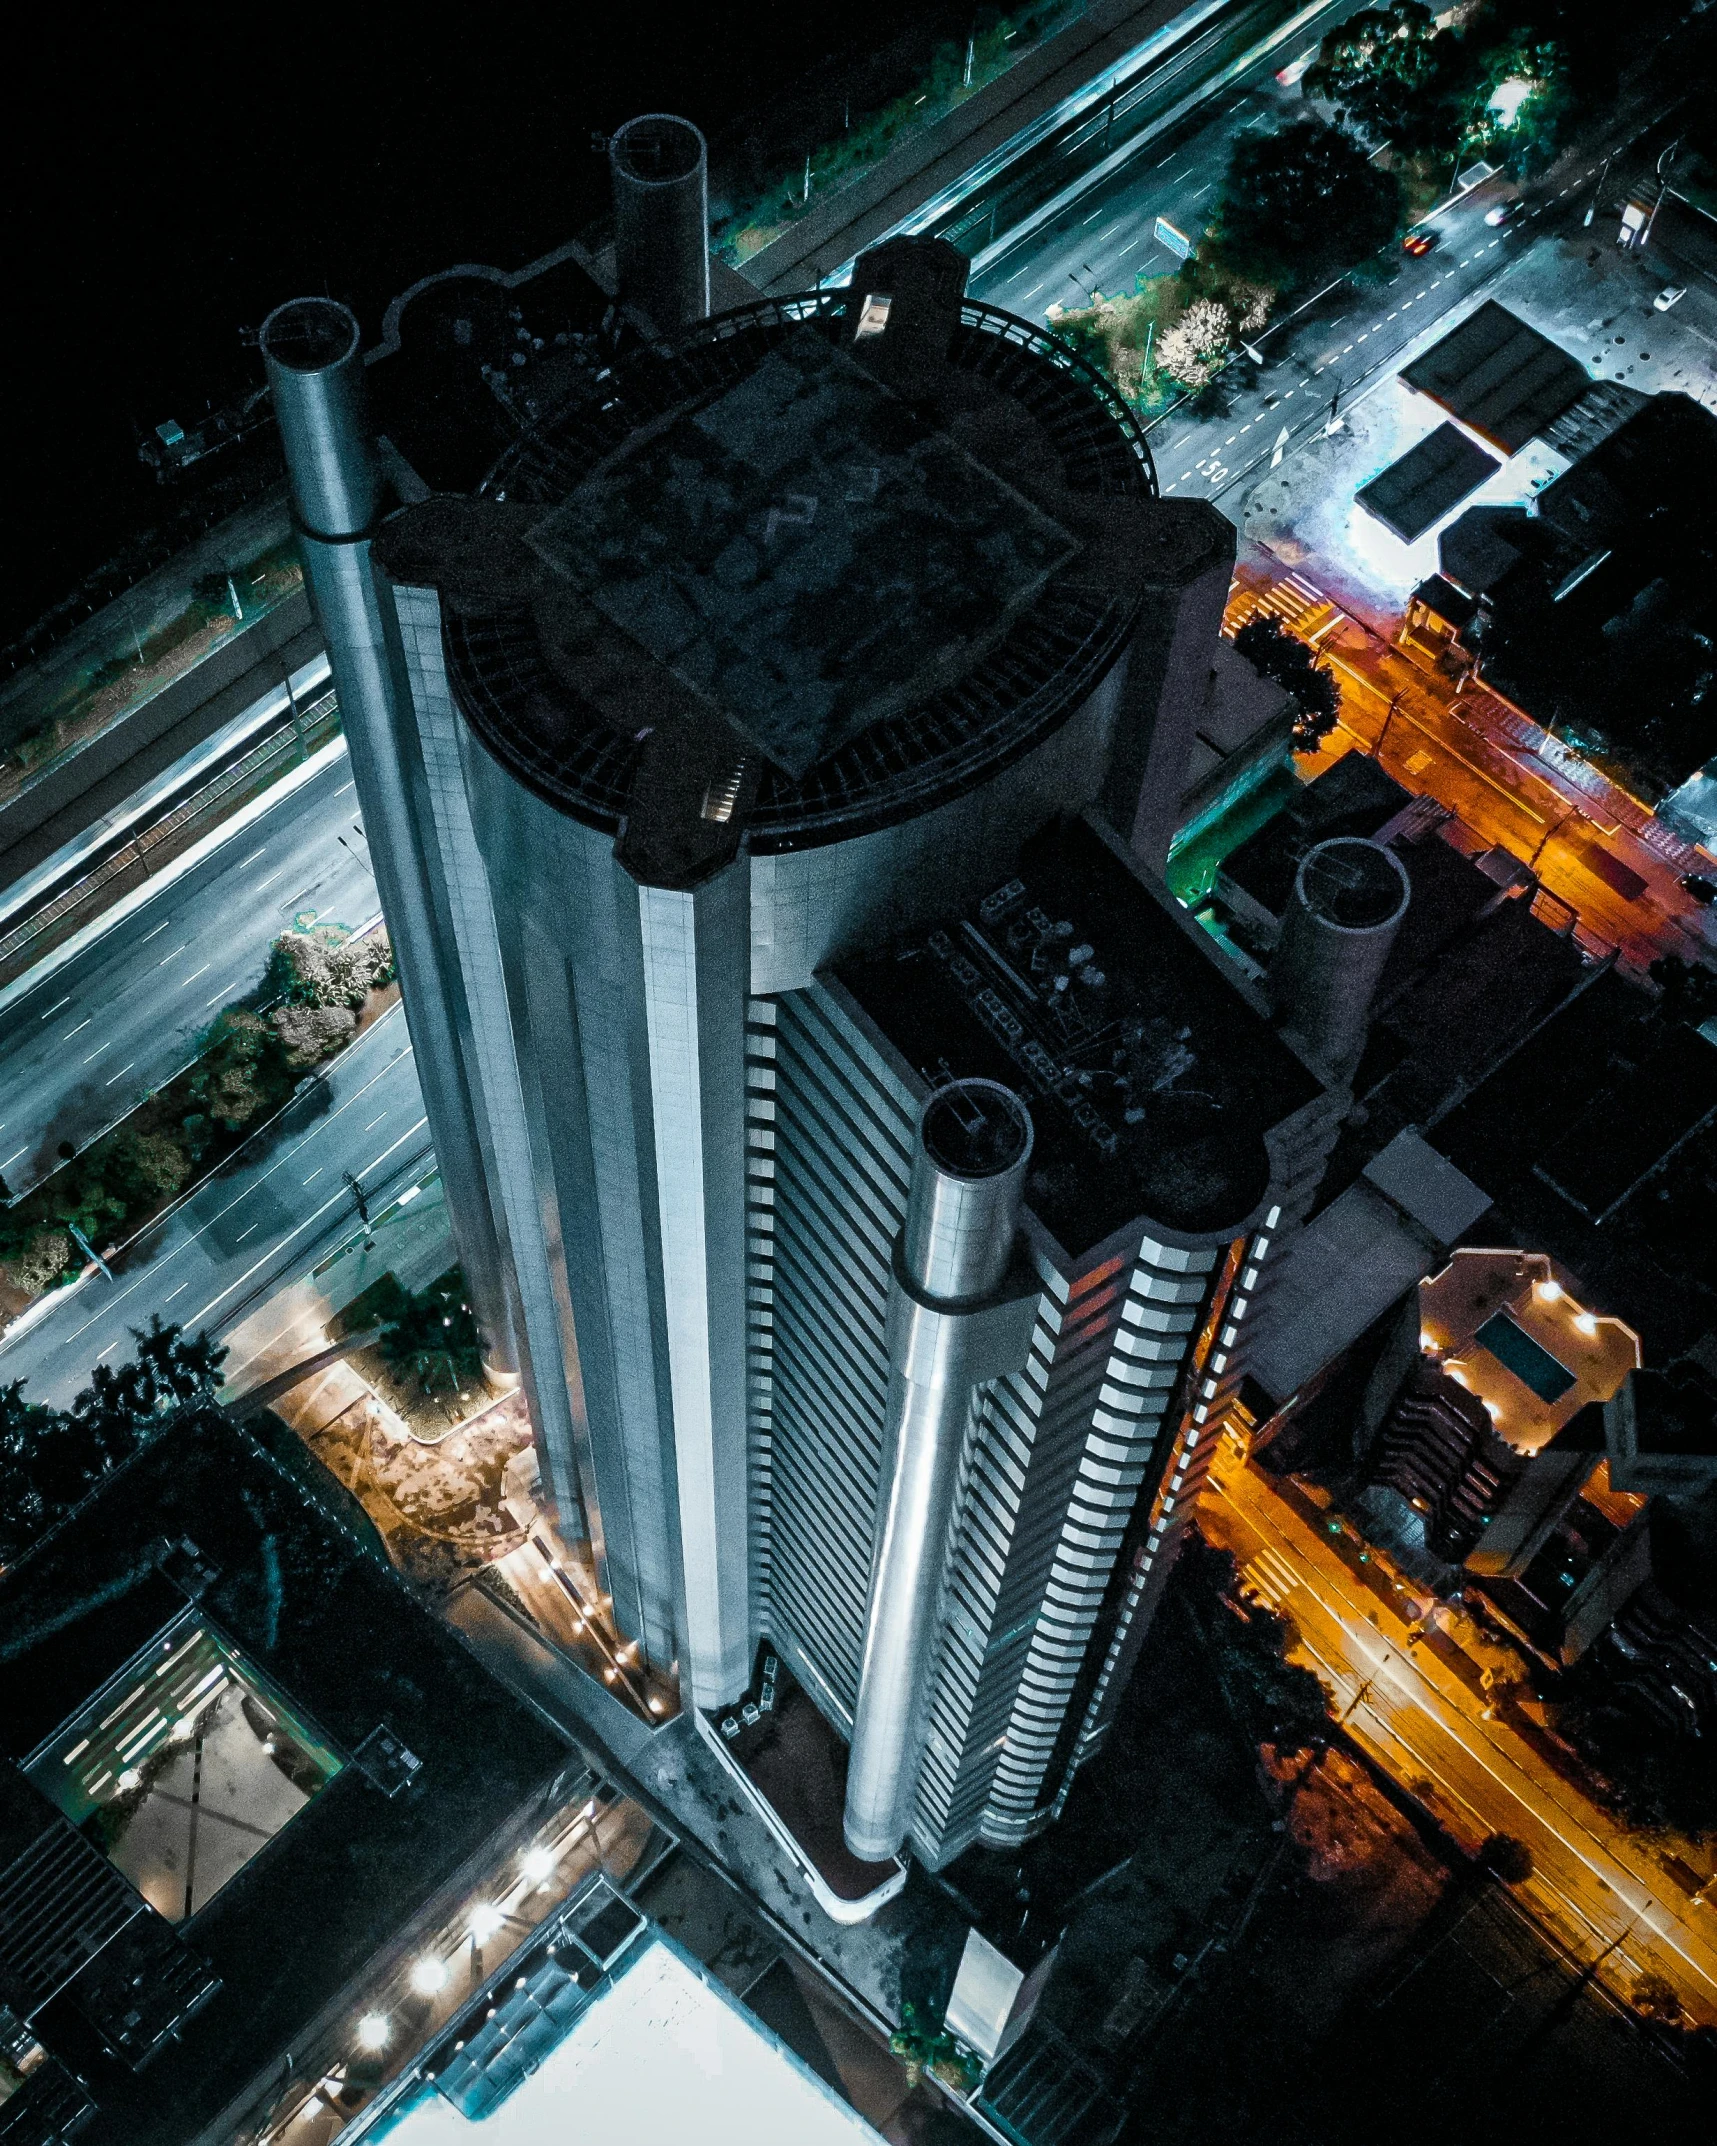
[[844, 1081, 1038, 1863], [609, 113, 710, 333], [1270, 836, 1411, 1081]]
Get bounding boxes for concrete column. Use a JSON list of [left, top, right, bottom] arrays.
[[844, 1082, 1038, 1862], [1269, 836, 1410, 1081], [635, 864, 753, 1709], [259, 297, 515, 1371], [610, 114, 710, 333], [1098, 499, 1236, 876]]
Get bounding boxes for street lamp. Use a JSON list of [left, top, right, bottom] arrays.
[[410, 1957, 449, 1996], [355, 2014, 390, 2052]]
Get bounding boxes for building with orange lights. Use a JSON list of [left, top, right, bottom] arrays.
[[1364, 1249, 1640, 1576]]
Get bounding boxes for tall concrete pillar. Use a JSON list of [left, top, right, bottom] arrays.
[[259, 297, 515, 1372], [1098, 499, 1236, 876], [610, 114, 710, 333], [1270, 836, 1410, 1081], [844, 1082, 1039, 1862]]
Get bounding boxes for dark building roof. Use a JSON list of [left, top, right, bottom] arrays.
[[1215, 755, 1593, 1204], [836, 814, 1323, 1258], [1434, 969, 1717, 1366], [1438, 504, 1529, 599], [1217, 751, 1410, 923], [1356, 423, 1501, 542], [1399, 302, 1590, 455], [375, 236, 1177, 879], [0, 1411, 570, 2146], [1535, 390, 1717, 549]]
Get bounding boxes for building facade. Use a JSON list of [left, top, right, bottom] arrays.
[[266, 219, 1339, 1871]]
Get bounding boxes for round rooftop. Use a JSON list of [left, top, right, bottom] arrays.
[[260, 297, 361, 373], [445, 290, 1155, 850], [921, 1081, 1034, 1181], [610, 113, 705, 184], [1295, 837, 1411, 932]]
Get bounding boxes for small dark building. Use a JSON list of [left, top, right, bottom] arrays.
[[0, 1410, 572, 2146]]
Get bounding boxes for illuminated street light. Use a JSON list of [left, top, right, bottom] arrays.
[[410, 1957, 449, 1996], [521, 1846, 556, 1883], [356, 2013, 390, 2052], [469, 1903, 505, 1944]]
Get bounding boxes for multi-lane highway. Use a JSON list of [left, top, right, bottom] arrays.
[[0, 741, 375, 1199], [0, 1006, 429, 1409], [1204, 1444, 1717, 2030]]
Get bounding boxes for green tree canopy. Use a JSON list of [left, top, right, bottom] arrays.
[[1214, 118, 1403, 292], [1304, 2, 1467, 153]]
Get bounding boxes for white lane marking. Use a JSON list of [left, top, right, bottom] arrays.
[[157, 942, 190, 966], [104, 1063, 136, 1086], [83, 1041, 112, 1062], [65, 1018, 92, 1037], [2, 1147, 25, 1167], [39, 995, 72, 1020], [205, 984, 237, 1007], [334, 781, 355, 796], [179, 964, 211, 988], [364, 1115, 388, 1131], [1117, 236, 1143, 255], [303, 1169, 323, 1185], [164, 1283, 190, 1304], [235, 1223, 259, 1242], [1020, 282, 1045, 300], [254, 866, 288, 890], [139, 922, 171, 944], [240, 847, 268, 867]]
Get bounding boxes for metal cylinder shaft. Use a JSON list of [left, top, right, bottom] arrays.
[[260, 298, 379, 541], [259, 295, 515, 1374], [609, 113, 710, 333], [1269, 836, 1410, 1080], [844, 1082, 1033, 1863]]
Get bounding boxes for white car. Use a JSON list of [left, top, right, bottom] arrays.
[[1654, 286, 1687, 311], [1484, 197, 1526, 227]]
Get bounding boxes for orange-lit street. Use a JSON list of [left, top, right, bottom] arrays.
[[1203, 1439, 1717, 2029], [1228, 556, 1717, 977]]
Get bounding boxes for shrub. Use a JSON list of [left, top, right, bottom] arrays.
[[184, 1009, 279, 1133], [2, 1227, 73, 1297], [1157, 298, 1233, 389], [272, 1003, 358, 1067], [107, 1130, 191, 1205], [268, 924, 391, 1012]]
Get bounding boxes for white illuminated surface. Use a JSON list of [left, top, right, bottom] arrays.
[[385, 1938, 879, 2144]]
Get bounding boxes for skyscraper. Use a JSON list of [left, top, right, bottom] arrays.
[[265, 197, 1339, 1874]]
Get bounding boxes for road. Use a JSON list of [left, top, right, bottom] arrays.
[[1228, 564, 1717, 974], [0, 1005, 430, 1409], [969, 42, 1692, 514], [0, 740, 375, 1199], [1203, 1444, 1717, 2030]]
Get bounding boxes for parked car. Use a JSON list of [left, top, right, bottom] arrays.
[[1680, 872, 1717, 906], [1402, 228, 1439, 256], [1654, 286, 1687, 311], [1484, 197, 1527, 227]]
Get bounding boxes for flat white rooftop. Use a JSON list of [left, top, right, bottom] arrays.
[[381, 1935, 879, 2145]]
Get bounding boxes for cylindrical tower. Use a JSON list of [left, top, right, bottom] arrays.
[[371, 237, 1183, 1719], [1269, 835, 1410, 1080], [259, 297, 517, 1378], [609, 113, 710, 333], [844, 1082, 1035, 1863]]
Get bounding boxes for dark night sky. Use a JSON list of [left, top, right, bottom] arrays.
[[3, 0, 946, 641]]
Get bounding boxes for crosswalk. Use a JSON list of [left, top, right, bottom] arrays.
[[1242, 1545, 1299, 1609], [1228, 571, 1339, 644]]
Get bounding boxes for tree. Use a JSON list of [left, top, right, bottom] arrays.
[[1157, 297, 1234, 390], [1180, 1531, 1333, 1750], [374, 1271, 484, 1400], [184, 1009, 280, 1140], [1463, 30, 1574, 174], [1214, 118, 1403, 292], [1304, 2, 1467, 154], [0, 1321, 224, 1566], [1478, 1832, 1533, 1884], [1649, 956, 1717, 1030], [268, 925, 393, 1012], [1234, 612, 1343, 750]]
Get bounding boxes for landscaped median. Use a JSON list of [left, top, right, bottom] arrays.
[[0, 920, 395, 1321]]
